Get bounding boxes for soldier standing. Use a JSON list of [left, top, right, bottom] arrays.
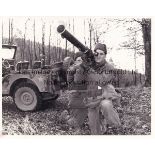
[[66, 51, 89, 132]]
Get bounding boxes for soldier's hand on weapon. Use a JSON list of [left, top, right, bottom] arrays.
[[82, 48, 95, 68]]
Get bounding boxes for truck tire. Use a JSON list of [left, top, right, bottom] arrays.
[[13, 83, 42, 111]]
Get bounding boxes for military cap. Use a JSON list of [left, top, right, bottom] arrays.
[[94, 43, 107, 55]]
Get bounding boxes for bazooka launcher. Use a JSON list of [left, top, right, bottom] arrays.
[[57, 25, 96, 67]]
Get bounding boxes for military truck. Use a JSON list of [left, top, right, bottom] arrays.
[[2, 25, 96, 112], [2, 44, 67, 111]]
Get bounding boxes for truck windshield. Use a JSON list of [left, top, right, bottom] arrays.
[[1, 48, 15, 59]]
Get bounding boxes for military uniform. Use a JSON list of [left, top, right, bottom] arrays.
[[67, 59, 121, 134], [67, 62, 89, 128], [66, 42, 121, 134], [86, 61, 121, 134]]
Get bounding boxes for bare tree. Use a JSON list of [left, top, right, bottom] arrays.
[[30, 40, 33, 63], [37, 42, 41, 60], [57, 38, 61, 61], [120, 28, 142, 86], [134, 31, 137, 86], [24, 18, 30, 60], [142, 18, 151, 87], [11, 19, 13, 44], [88, 18, 93, 50], [9, 19, 11, 44], [42, 21, 45, 66], [118, 18, 151, 87], [72, 18, 75, 53], [86, 18, 111, 48], [33, 19, 37, 60], [83, 19, 87, 46], [48, 25, 52, 65], [28, 39, 33, 68]]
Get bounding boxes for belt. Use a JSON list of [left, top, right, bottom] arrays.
[[69, 90, 88, 93], [69, 90, 103, 98]]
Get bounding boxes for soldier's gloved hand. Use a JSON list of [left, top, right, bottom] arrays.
[[82, 48, 95, 66]]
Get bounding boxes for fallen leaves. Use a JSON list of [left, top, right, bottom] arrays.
[[2, 86, 151, 135]]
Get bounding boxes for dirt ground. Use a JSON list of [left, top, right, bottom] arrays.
[[2, 86, 151, 135]]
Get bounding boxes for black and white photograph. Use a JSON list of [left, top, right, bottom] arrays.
[[1, 16, 151, 135]]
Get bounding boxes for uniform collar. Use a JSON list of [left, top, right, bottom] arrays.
[[95, 60, 107, 69]]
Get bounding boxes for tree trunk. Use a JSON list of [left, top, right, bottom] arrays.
[[48, 25, 51, 65], [65, 39, 68, 57], [42, 23, 45, 67], [34, 20, 37, 60], [11, 19, 13, 44], [30, 41, 33, 63], [89, 19, 92, 50], [28, 40, 32, 68], [9, 19, 10, 44], [142, 19, 151, 87], [83, 19, 87, 45], [38, 42, 41, 60], [72, 18, 75, 53]]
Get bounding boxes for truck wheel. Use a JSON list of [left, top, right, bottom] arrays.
[[13, 83, 41, 111]]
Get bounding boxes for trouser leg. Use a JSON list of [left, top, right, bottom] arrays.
[[68, 109, 88, 128], [68, 92, 88, 128], [100, 99, 121, 126], [88, 106, 101, 135]]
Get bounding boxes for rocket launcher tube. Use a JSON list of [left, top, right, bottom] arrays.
[[57, 25, 96, 66], [57, 25, 87, 52]]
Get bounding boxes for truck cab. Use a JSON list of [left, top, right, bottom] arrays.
[[2, 44, 67, 111]]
